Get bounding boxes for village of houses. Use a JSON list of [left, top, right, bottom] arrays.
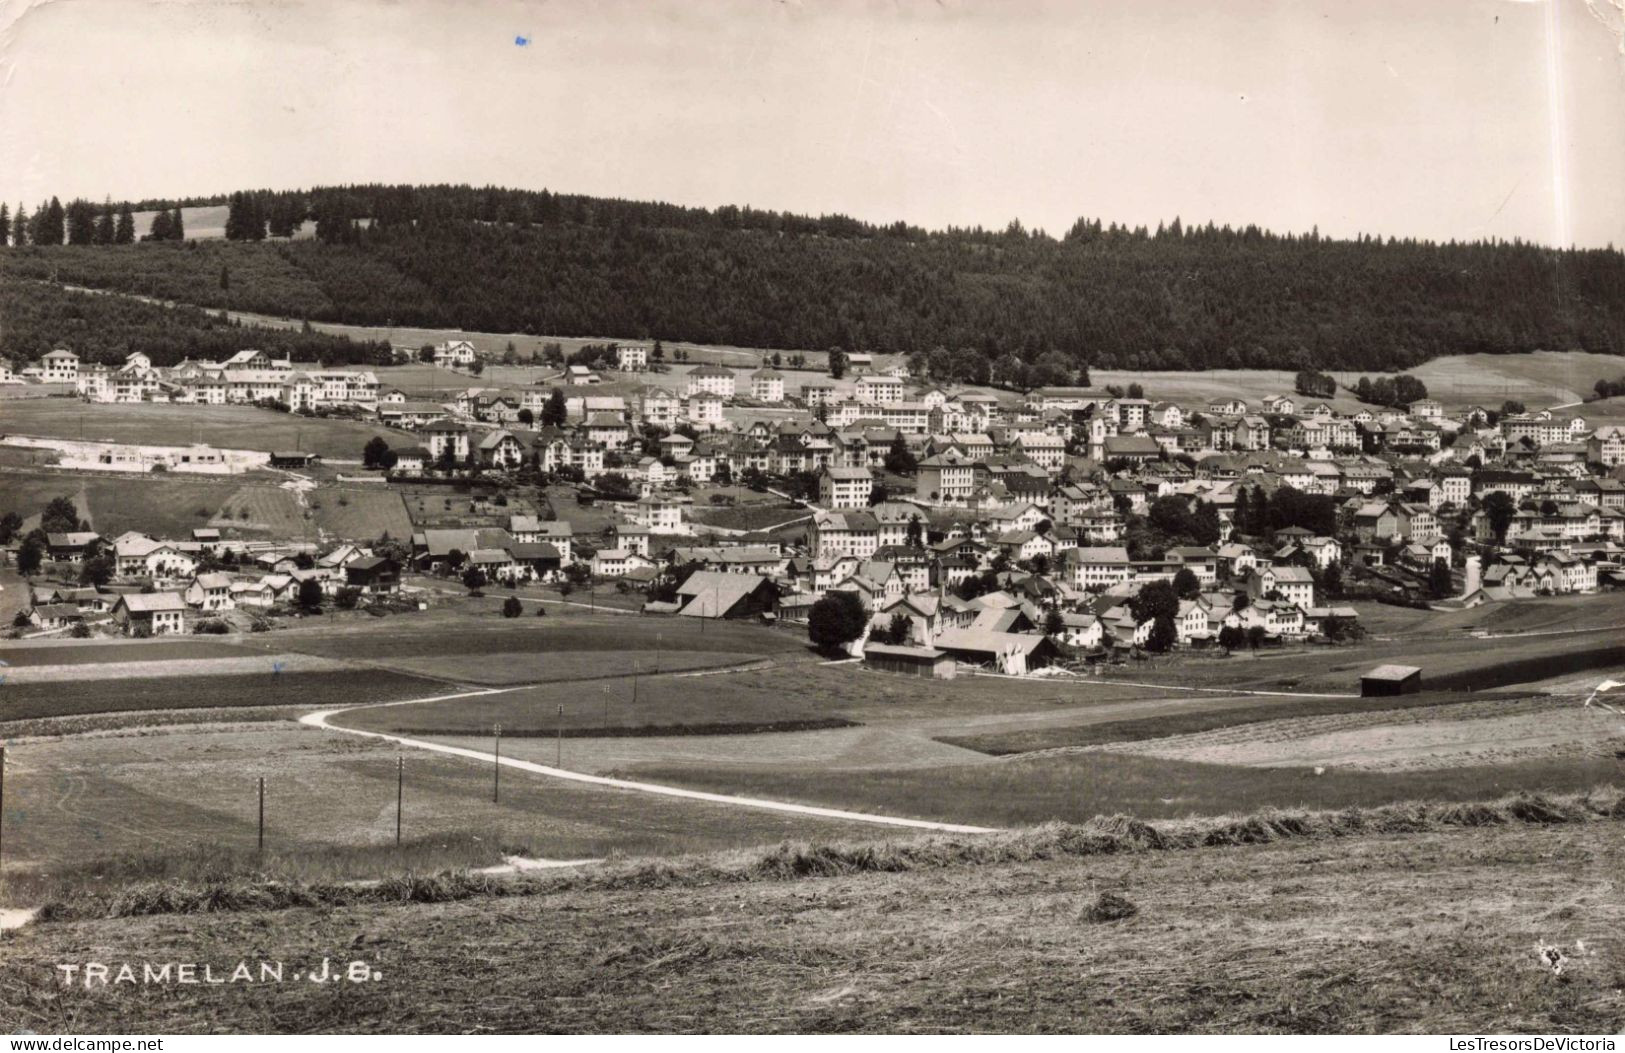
[[6, 338, 1625, 677]]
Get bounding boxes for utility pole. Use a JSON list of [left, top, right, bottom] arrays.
[[556, 704, 563, 767], [492, 724, 502, 803], [395, 756, 404, 846], [257, 776, 265, 855]]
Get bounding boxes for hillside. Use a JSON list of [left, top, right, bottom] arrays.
[[6, 184, 1624, 374], [3, 799, 1620, 1033], [0, 274, 390, 366]]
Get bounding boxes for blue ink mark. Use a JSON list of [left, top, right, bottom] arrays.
[[515, 34, 530, 46], [272, 661, 285, 676]]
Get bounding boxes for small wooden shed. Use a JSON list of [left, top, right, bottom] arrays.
[[1360, 664, 1422, 697]]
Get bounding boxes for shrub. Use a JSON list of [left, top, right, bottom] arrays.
[[502, 596, 523, 618], [808, 591, 866, 653], [192, 619, 229, 635], [534, 606, 547, 617], [69, 622, 91, 638], [1081, 891, 1139, 923], [336, 587, 361, 610]]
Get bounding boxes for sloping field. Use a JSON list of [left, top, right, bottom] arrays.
[[0, 470, 404, 541], [1335, 350, 1625, 410], [0, 471, 244, 539], [3, 810, 1619, 1032], [309, 486, 412, 539], [1090, 369, 1369, 412], [214, 483, 307, 535], [0, 400, 411, 459], [1583, 395, 1625, 425]]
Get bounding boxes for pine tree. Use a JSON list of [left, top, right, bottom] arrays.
[[94, 199, 115, 244], [0, 203, 9, 247], [41, 196, 66, 245], [224, 192, 243, 240], [149, 208, 173, 241], [11, 204, 27, 246], [114, 203, 135, 244], [170, 205, 185, 240], [66, 199, 97, 244], [541, 388, 568, 428]]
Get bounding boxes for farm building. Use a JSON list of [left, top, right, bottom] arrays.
[[1360, 664, 1422, 697], [344, 556, 401, 594], [673, 570, 779, 619], [269, 451, 321, 468], [112, 592, 189, 636], [933, 628, 1061, 675], [863, 643, 956, 679]]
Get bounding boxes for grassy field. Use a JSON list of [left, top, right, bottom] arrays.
[[1583, 395, 1625, 425], [939, 689, 1539, 755], [0, 669, 439, 723], [1, 471, 257, 539], [337, 659, 1176, 738], [0, 469, 411, 541], [0, 724, 888, 885], [308, 486, 412, 539], [270, 615, 807, 664], [375, 649, 769, 688], [0, 400, 411, 459], [0, 638, 259, 666], [629, 750, 1623, 828], [2, 806, 1619, 1032], [1091, 610, 1625, 694], [1330, 350, 1625, 410]]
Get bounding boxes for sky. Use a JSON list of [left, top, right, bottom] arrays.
[[1, 0, 1623, 248]]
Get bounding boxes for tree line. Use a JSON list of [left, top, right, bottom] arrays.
[[8, 183, 1624, 374], [0, 276, 392, 367], [0, 197, 184, 246]]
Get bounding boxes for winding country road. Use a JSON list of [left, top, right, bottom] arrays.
[[299, 684, 1001, 835]]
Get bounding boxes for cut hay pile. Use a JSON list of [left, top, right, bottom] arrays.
[[34, 786, 1625, 923]]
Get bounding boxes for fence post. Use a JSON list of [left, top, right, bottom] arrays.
[[257, 776, 265, 856], [493, 724, 501, 803], [556, 704, 563, 768], [396, 756, 404, 846]]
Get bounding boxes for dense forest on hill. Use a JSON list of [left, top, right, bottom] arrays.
[[6, 183, 1624, 374], [0, 276, 390, 367]]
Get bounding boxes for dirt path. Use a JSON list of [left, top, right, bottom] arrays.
[[301, 685, 1000, 834]]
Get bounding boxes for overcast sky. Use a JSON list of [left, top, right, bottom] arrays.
[[2, 0, 1622, 247]]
